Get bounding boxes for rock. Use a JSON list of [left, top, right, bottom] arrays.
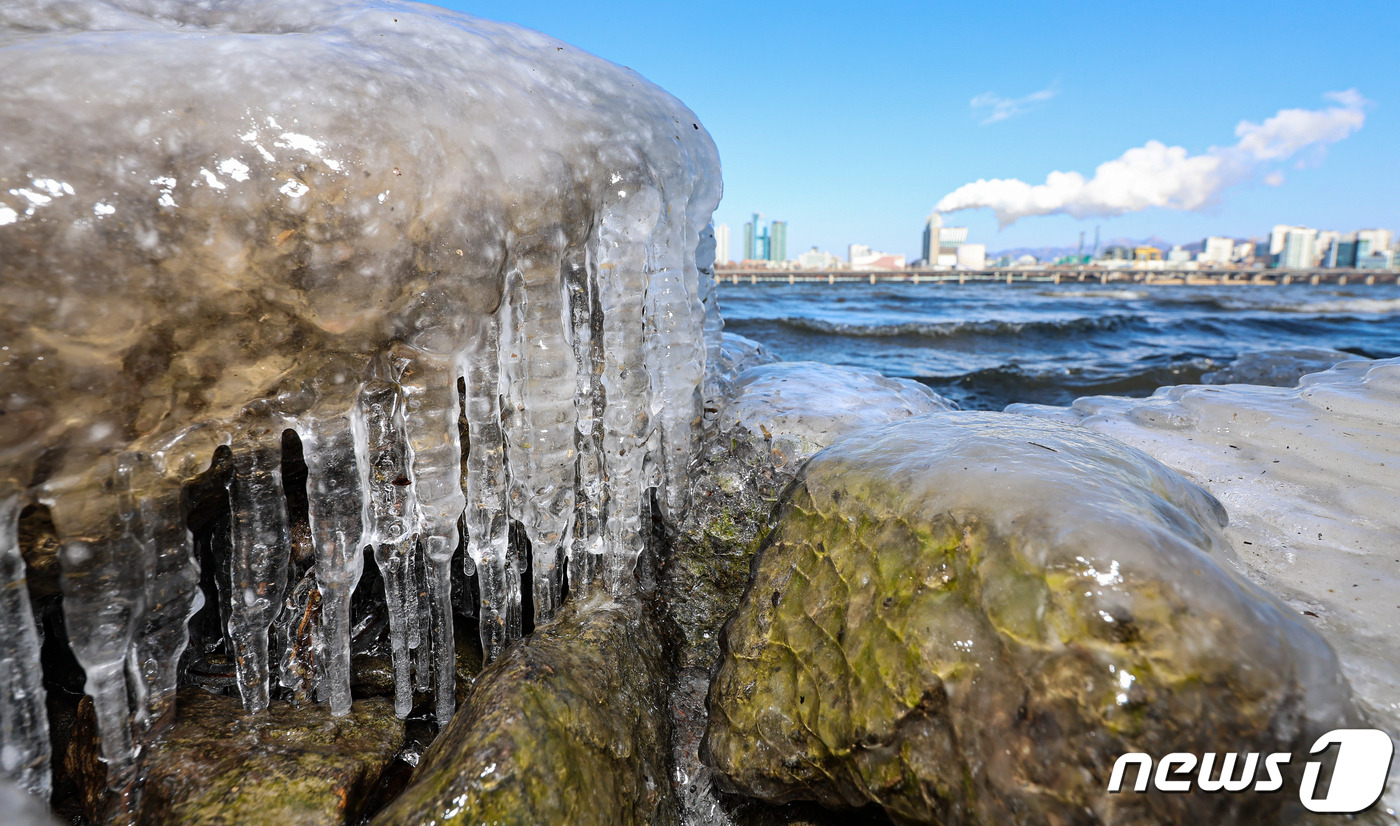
[[666, 362, 949, 826], [1201, 347, 1357, 387], [66, 688, 403, 825], [1009, 357, 1400, 816], [704, 412, 1359, 825], [670, 362, 956, 671], [370, 592, 676, 826]]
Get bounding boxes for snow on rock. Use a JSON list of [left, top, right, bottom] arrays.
[[1009, 358, 1400, 811], [0, 0, 720, 803]]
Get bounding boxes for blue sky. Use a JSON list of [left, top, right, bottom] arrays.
[[439, 0, 1400, 259]]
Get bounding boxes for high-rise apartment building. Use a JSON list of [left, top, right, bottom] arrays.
[[1279, 227, 1318, 269], [769, 221, 786, 262], [714, 223, 731, 265], [740, 213, 786, 262]]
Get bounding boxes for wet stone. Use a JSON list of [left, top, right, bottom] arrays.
[[370, 592, 675, 826], [703, 412, 1360, 826], [66, 688, 403, 826]]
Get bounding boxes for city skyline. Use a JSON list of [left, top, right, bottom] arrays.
[[439, 0, 1398, 260]]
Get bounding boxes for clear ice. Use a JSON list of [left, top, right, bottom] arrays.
[[0, 0, 721, 804]]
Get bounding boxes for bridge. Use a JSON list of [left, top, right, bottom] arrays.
[[713, 268, 1399, 287]]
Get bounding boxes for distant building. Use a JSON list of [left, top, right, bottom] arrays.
[[714, 223, 731, 265], [1333, 239, 1359, 268], [1133, 246, 1162, 262], [1013, 254, 1039, 268], [1357, 229, 1394, 259], [742, 213, 787, 262], [921, 212, 941, 264], [797, 246, 841, 269], [849, 243, 906, 269], [769, 221, 787, 263], [922, 211, 969, 268], [1167, 245, 1192, 263], [1315, 230, 1339, 268], [1269, 225, 1295, 256], [1358, 249, 1395, 271], [1199, 236, 1234, 265], [1100, 245, 1131, 261], [1231, 241, 1255, 264], [1279, 227, 1318, 269], [956, 244, 986, 270]]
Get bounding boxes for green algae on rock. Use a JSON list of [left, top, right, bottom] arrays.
[[703, 412, 1359, 825], [370, 592, 676, 826], [66, 688, 403, 826]]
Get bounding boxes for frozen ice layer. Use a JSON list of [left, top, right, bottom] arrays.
[[719, 362, 956, 469], [0, 0, 720, 803], [1009, 357, 1400, 809], [1201, 346, 1357, 387]]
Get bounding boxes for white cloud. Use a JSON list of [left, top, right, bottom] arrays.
[[969, 82, 1059, 125], [938, 90, 1368, 226]]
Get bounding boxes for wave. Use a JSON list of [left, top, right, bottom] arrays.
[[1037, 289, 1150, 300], [1157, 295, 1400, 315], [912, 356, 1219, 411], [773, 314, 1140, 339]]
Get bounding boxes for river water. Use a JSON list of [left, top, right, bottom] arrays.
[[717, 280, 1400, 410]]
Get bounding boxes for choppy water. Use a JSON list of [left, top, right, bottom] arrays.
[[718, 281, 1400, 410]]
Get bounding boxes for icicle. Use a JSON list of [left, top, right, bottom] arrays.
[[359, 377, 418, 718], [643, 174, 705, 524], [0, 492, 50, 804], [49, 456, 148, 800], [399, 349, 467, 725], [463, 315, 518, 661], [567, 241, 606, 595], [696, 222, 724, 421], [224, 419, 292, 713], [500, 232, 577, 625], [596, 183, 663, 594], [121, 450, 202, 741], [300, 411, 368, 717]]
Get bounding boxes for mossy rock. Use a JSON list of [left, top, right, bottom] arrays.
[[703, 412, 1358, 825], [370, 592, 676, 826], [67, 688, 403, 826]]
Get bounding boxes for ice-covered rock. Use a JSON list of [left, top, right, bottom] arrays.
[[704, 412, 1359, 825], [1009, 358, 1400, 814], [719, 362, 956, 471], [667, 361, 953, 826], [713, 332, 781, 397], [0, 0, 719, 805], [1201, 347, 1357, 387]]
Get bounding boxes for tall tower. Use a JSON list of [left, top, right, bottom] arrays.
[[769, 221, 787, 262], [743, 220, 755, 261], [922, 211, 942, 264]]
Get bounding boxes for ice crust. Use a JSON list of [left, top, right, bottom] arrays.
[[0, 0, 720, 804], [1201, 346, 1357, 387], [719, 362, 957, 470], [1010, 358, 1400, 811]]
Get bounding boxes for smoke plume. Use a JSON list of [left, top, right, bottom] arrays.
[[937, 90, 1367, 227]]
